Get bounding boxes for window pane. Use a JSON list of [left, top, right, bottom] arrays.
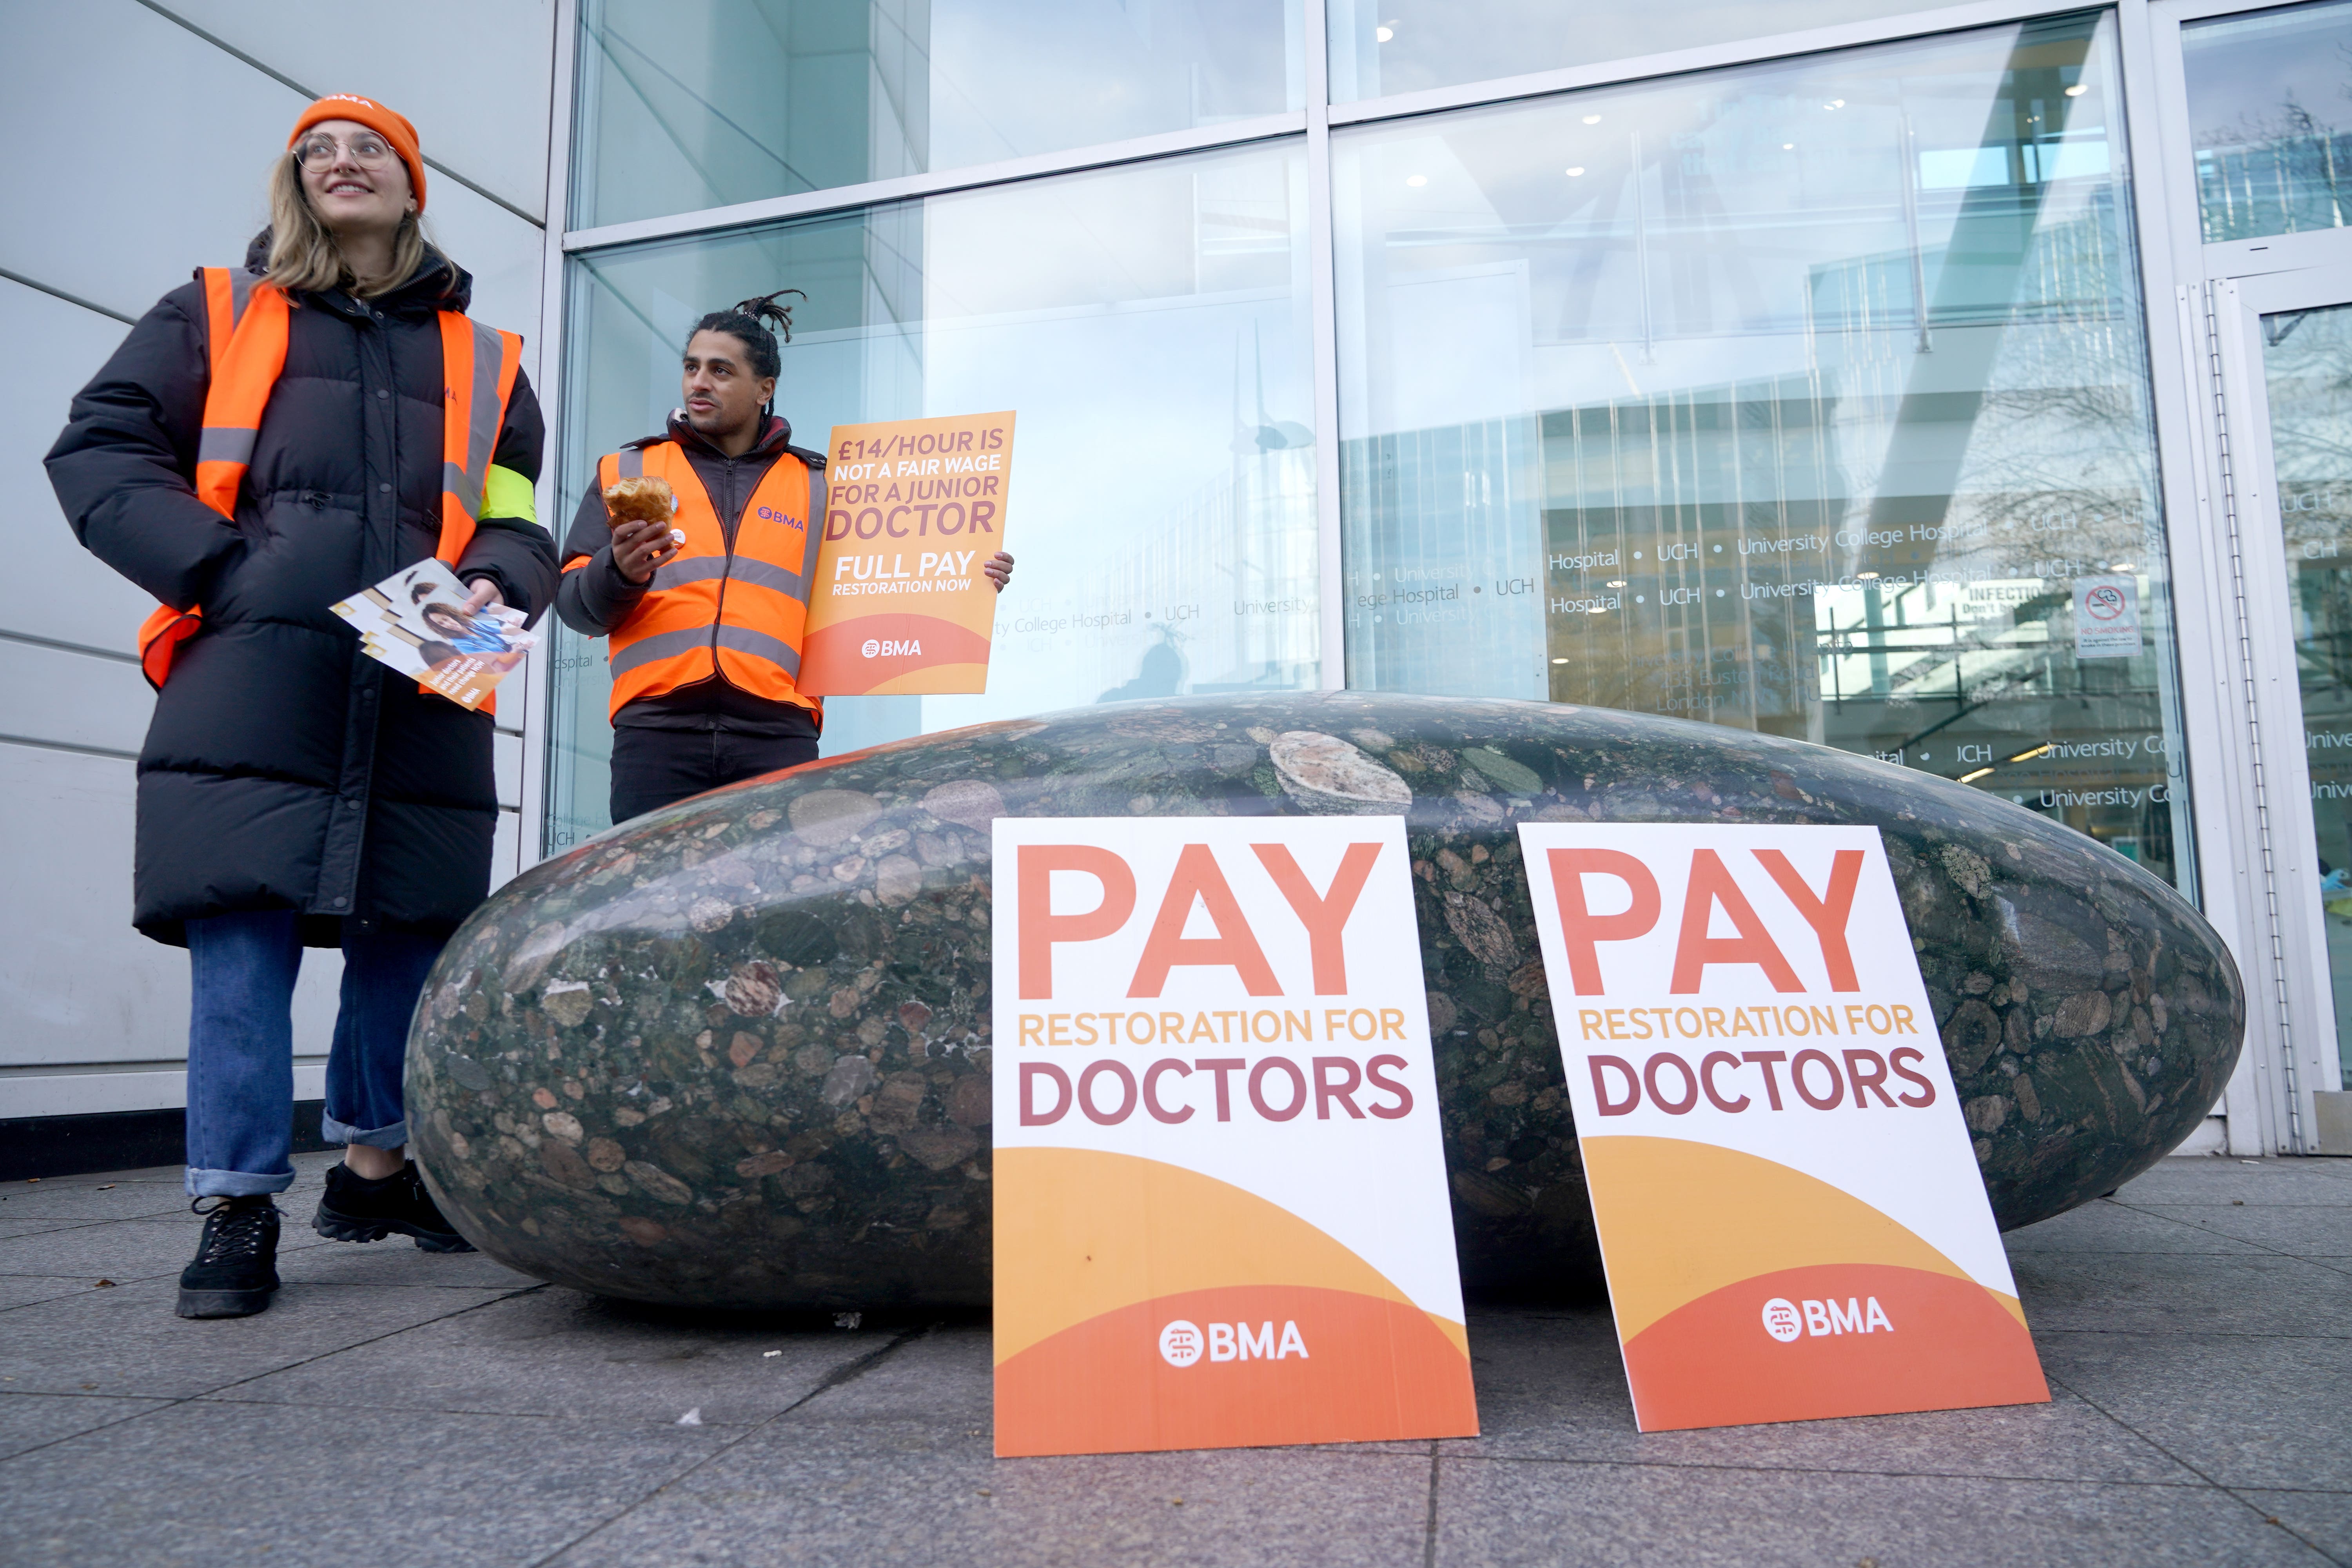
[[573, 0, 1302, 229], [2183, 0, 2352, 244], [548, 140, 1319, 851], [1327, 0, 1931, 104], [2257, 302, 2352, 1080], [1333, 15, 2196, 893]]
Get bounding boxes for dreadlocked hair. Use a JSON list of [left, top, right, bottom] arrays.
[[685, 289, 806, 382]]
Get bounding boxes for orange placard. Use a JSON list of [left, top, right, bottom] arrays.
[[798, 411, 1015, 695], [989, 817, 1479, 1457], [1515, 824, 2050, 1432]]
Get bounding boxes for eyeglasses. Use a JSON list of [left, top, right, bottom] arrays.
[[293, 134, 397, 171]]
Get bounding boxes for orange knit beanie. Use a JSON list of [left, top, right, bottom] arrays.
[[287, 95, 426, 212]]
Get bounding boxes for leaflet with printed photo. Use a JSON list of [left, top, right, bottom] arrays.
[[329, 559, 537, 712]]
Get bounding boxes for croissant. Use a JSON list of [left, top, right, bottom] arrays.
[[603, 476, 677, 528]]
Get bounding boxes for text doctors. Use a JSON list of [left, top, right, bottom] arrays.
[[1518, 823, 2048, 1432], [990, 817, 1477, 1457]]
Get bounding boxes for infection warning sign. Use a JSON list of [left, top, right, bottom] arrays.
[[990, 817, 1478, 1457], [1516, 823, 2049, 1432]]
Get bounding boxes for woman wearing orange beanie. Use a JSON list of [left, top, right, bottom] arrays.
[[46, 97, 556, 1318]]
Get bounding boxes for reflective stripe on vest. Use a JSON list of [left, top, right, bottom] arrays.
[[597, 440, 822, 721], [193, 267, 287, 519], [135, 268, 524, 691]]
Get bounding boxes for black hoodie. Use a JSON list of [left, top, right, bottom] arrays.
[[555, 411, 826, 739]]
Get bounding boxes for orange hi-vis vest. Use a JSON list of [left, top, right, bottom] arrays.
[[135, 265, 525, 692], [577, 440, 824, 721]]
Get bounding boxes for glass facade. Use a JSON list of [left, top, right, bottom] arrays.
[[1326, 0, 1930, 102], [2258, 300, 2352, 1080], [1333, 15, 2193, 888], [547, 140, 1319, 848], [548, 3, 2201, 903], [573, 0, 1303, 227], [2183, 0, 2352, 244]]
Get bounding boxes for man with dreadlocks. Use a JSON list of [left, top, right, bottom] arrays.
[[555, 291, 1014, 822]]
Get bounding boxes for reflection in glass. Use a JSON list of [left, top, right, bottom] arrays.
[[2259, 302, 2352, 1078], [573, 0, 1301, 228], [1325, 0, 1928, 103], [547, 141, 1319, 850], [2184, 0, 2352, 244], [1333, 15, 2195, 891]]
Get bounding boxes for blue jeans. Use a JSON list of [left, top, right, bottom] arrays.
[[183, 911, 445, 1198]]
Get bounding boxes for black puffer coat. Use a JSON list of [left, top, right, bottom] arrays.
[[46, 236, 557, 947]]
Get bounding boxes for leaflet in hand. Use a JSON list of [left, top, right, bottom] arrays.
[[329, 559, 535, 711]]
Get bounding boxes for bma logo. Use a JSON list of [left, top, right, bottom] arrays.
[[861, 638, 922, 659], [1760, 1295, 1895, 1341], [1158, 1320, 1204, 1367], [755, 504, 804, 531], [1158, 1319, 1310, 1367]]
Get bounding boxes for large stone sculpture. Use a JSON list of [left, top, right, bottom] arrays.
[[408, 694, 2244, 1309]]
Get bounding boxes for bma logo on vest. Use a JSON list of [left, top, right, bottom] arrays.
[[860, 638, 920, 659], [1760, 1295, 1893, 1342], [755, 504, 804, 532], [1158, 1319, 1310, 1367]]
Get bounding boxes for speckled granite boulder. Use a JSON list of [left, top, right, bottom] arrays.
[[407, 694, 2243, 1309]]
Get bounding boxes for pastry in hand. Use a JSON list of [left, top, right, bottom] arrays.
[[603, 476, 677, 528]]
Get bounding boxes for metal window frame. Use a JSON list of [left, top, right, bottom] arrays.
[[521, 0, 582, 874], [2129, 0, 2352, 1152], [2206, 264, 2352, 1154]]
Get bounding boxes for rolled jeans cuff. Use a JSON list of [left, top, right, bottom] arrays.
[[185, 1165, 296, 1198], [321, 1112, 408, 1149]]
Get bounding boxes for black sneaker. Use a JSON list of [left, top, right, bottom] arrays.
[[176, 1196, 281, 1319], [312, 1161, 475, 1253]]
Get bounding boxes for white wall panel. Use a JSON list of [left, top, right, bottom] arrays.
[[2, 2, 548, 352], [0, 640, 151, 757], [419, 185, 547, 387], [163, 0, 559, 223], [495, 730, 523, 807], [4, 279, 154, 656], [1, 0, 300, 321], [493, 807, 523, 894], [0, 740, 341, 1094]]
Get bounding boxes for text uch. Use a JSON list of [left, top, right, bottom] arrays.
[[1014, 839, 1412, 1128], [1544, 846, 1938, 1118]]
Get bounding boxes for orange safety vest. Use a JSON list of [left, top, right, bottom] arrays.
[[575, 440, 823, 722], [135, 266, 524, 694]]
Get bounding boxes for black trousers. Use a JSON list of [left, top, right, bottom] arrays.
[[608, 726, 820, 824]]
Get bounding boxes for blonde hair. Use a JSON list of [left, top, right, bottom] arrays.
[[264, 153, 428, 298]]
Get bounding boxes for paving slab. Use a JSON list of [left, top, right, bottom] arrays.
[[2122, 1203, 2352, 1258], [1438, 1307, 2197, 1484], [549, 1374, 1435, 1568], [2009, 1249, 2352, 1337], [219, 1287, 903, 1428], [0, 1274, 530, 1398], [0, 1215, 329, 1283], [272, 1235, 543, 1290], [2003, 1197, 2269, 1255], [0, 1397, 723, 1568], [2113, 1160, 2352, 1206], [0, 1391, 174, 1461], [1432, 1455, 2327, 1567], [2232, 1489, 2352, 1563], [0, 1219, 107, 1242], [2039, 1330, 2352, 1492], [0, 1276, 115, 1312], [0, 1183, 201, 1223]]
